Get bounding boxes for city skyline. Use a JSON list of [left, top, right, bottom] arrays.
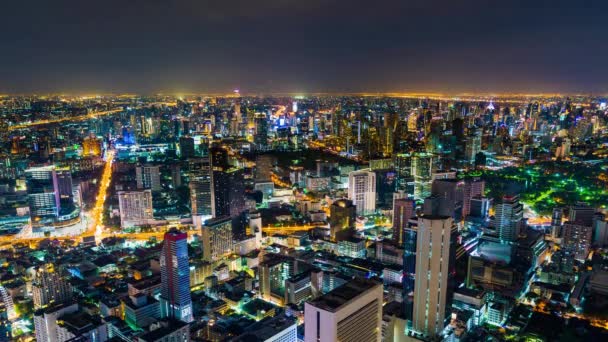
[[1, 1, 608, 341]]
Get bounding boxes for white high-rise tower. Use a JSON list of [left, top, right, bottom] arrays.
[[347, 170, 376, 215]]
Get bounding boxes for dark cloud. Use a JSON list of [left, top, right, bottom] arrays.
[[1, 0, 607, 94]]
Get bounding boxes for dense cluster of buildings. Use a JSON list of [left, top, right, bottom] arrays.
[[0, 94, 607, 341]]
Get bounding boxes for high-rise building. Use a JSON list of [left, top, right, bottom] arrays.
[[32, 264, 73, 309], [55, 168, 73, 199], [392, 198, 415, 245], [347, 170, 376, 215], [213, 167, 246, 219], [179, 136, 196, 159], [463, 178, 485, 217], [255, 154, 275, 183], [259, 255, 295, 305], [140, 115, 156, 136], [170, 164, 181, 188], [568, 203, 595, 227], [329, 199, 356, 241], [123, 294, 160, 330], [201, 216, 233, 262], [402, 220, 418, 321], [304, 278, 383, 342], [136, 165, 161, 191], [34, 303, 79, 342], [494, 195, 523, 242], [412, 153, 433, 200], [464, 131, 482, 164], [255, 113, 269, 150], [394, 153, 413, 194], [26, 166, 76, 229], [210, 145, 230, 170], [469, 196, 492, 219], [117, 190, 153, 228], [159, 229, 193, 323], [593, 213, 608, 247], [412, 216, 454, 337], [431, 178, 464, 220], [189, 157, 213, 227], [423, 195, 454, 218], [562, 222, 593, 261], [550, 208, 563, 239]]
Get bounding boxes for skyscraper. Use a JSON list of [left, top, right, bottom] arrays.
[[411, 153, 433, 200], [189, 157, 213, 227], [392, 198, 415, 245], [213, 167, 246, 219], [255, 113, 269, 150], [329, 199, 356, 241], [494, 195, 523, 242], [550, 208, 563, 239], [201, 216, 233, 263], [34, 303, 79, 342], [394, 153, 413, 195], [463, 178, 485, 217], [464, 131, 482, 164], [402, 219, 418, 321], [347, 170, 376, 215], [304, 278, 383, 342], [26, 166, 76, 230], [179, 136, 196, 159], [117, 190, 153, 228], [431, 178, 464, 220], [412, 216, 454, 337], [593, 213, 608, 247], [160, 229, 193, 323], [568, 203, 595, 227]]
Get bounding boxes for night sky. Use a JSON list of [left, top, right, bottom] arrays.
[[1, 0, 608, 94]]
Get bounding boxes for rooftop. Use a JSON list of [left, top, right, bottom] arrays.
[[307, 277, 380, 312], [138, 320, 188, 341], [232, 314, 296, 341]]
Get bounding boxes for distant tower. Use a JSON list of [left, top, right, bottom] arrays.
[[160, 230, 193, 323], [189, 157, 213, 228]]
